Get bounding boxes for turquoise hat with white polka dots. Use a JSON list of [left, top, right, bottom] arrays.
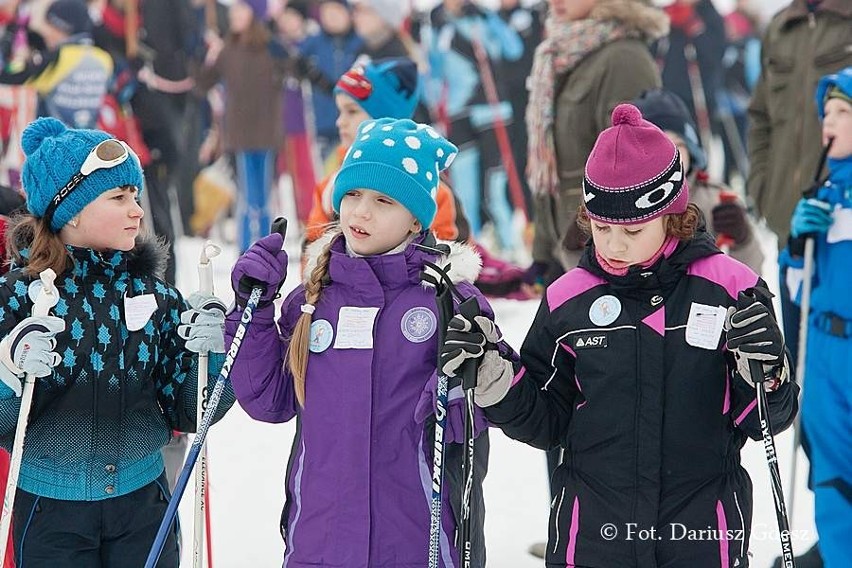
[[333, 118, 458, 228]]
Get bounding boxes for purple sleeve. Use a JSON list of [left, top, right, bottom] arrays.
[[225, 288, 304, 423]]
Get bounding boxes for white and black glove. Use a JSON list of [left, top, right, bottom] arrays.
[[439, 314, 515, 407], [0, 316, 66, 396], [725, 298, 788, 392], [178, 292, 227, 354]]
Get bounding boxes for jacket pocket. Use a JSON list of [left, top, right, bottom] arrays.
[[765, 55, 795, 127]]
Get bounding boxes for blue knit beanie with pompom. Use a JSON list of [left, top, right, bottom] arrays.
[[22, 117, 144, 232], [333, 118, 457, 228]]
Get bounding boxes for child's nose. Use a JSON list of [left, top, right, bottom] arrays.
[[609, 235, 628, 253], [354, 199, 371, 217]]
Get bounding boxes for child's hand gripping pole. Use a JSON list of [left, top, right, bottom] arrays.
[[735, 290, 796, 568], [145, 218, 288, 568], [194, 240, 221, 568], [0, 269, 60, 563], [457, 297, 480, 568]]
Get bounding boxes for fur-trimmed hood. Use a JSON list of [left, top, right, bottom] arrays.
[[303, 230, 482, 287], [590, 0, 670, 41]]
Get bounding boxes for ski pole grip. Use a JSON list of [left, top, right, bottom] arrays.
[[804, 138, 834, 199], [458, 297, 481, 391], [237, 218, 289, 298], [271, 217, 288, 240]]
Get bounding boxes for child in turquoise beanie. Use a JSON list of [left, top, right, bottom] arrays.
[[227, 117, 494, 566]]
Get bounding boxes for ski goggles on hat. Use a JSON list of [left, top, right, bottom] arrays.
[[44, 139, 133, 229]]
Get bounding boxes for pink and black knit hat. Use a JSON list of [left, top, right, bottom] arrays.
[[583, 104, 689, 225]]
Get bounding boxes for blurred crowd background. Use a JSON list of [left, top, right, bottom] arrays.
[[0, 0, 794, 287]]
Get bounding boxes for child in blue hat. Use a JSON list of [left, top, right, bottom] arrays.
[[227, 117, 493, 566], [305, 56, 463, 244], [0, 117, 234, 566], [781, 66, 852, 568]]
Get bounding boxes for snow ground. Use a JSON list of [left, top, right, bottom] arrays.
[[171, 226, 817, 568]]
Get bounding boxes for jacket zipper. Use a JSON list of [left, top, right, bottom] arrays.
[[631, 319, 642, 562], [90, 289, 99, 498]]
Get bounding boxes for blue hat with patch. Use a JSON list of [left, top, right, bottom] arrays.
[[816, 66, 852, 120], [333, 118, 457, 228], [334, 57, 420, 120], [22, 117, 144, 232]]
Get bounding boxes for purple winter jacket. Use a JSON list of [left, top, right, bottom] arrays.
[[225, 234, 490, 567]]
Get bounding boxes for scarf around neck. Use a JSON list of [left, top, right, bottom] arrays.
[[526, 16, 637, 196]]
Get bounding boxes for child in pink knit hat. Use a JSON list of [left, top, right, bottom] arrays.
[[438, 103, 799, 567]]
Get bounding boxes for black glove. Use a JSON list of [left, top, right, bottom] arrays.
[[439, 313, 516, 407], [725, 295, 787, 391], [712, 201, 750, 245], [439, 314, 486, 379]]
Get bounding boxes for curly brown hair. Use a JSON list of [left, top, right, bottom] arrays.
[[576, 203, 701, 240]]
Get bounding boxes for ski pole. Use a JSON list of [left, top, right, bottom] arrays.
[[145, 218, 288, 568], [684, 42, 714, 165], [420, 239, 473, 568], [457, 297, 480, 568], [786, 138, 833, 520], [739, 291, 795, 568], [427, 284, 453, 568], [0, 269, 60, 562], [752, 358, 796, 568], [469, 24, 528, 222], [194, 241, 221, 568]]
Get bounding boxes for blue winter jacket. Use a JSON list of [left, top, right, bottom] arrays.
[[0, 238, 232, 501], [783, 158, 852, 318]]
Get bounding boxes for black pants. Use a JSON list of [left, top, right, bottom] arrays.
[[13, 472, 179, 567]]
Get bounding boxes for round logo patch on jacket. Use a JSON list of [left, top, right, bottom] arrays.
[[309, 319, 334, 353], [401, 307, 437, 343], [589, 295, 622, 327]]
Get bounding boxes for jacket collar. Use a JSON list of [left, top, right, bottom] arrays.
[[12, 225, 167, 280], [66, 237, 168, 279], [781, 0, 852, 25], [579, 229, 720, 294], [305, 231, 481, 291]]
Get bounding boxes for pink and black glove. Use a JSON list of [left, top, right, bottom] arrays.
[[725, 294, 789, 392], [439, 313, 517, 407]]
